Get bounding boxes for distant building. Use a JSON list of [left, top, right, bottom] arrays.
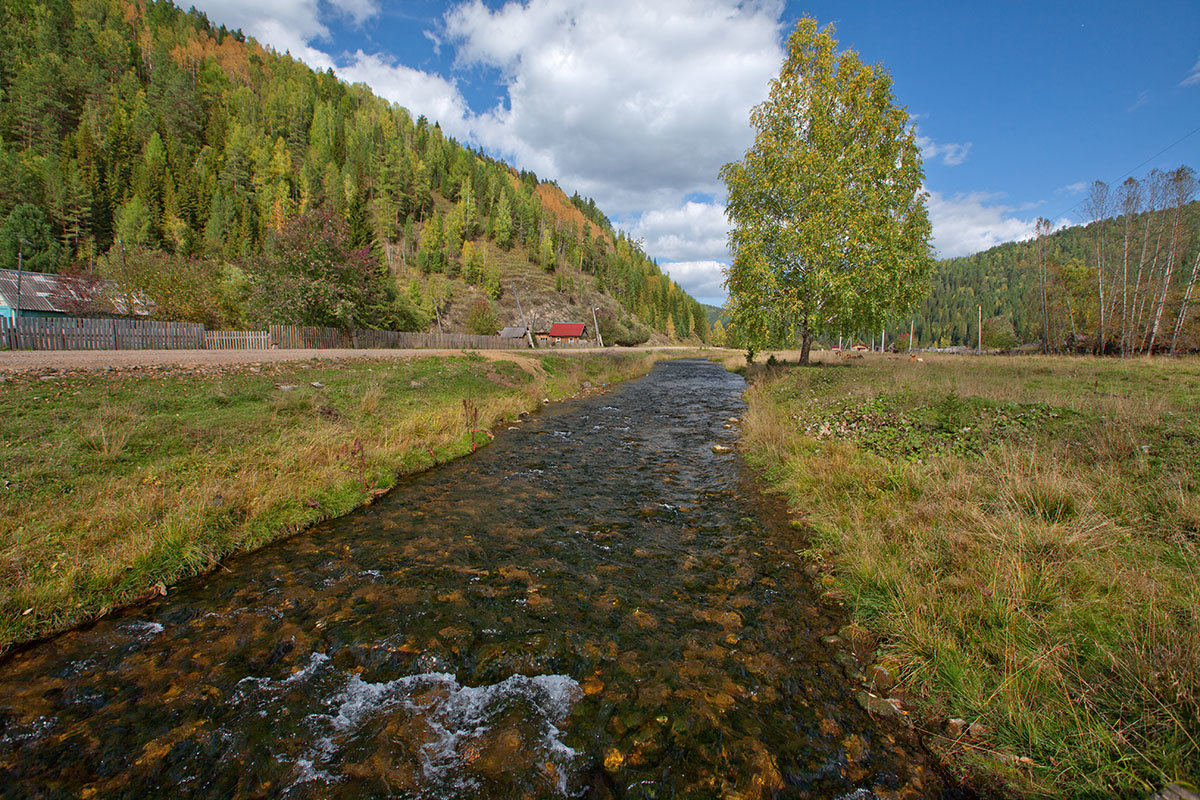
[[499, 325, 528, 340], [0, 269, 149, 321], [547, 322, 587, 344]]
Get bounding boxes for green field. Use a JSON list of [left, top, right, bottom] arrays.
[[737, 352, 1200, 797], [0, 351, 672, 653]]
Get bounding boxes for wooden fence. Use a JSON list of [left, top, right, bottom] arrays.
[[203, 330, 270, 350], [0, 316, 536, 352], [267, 325, 528, 351], [0, 316, 204, 351]]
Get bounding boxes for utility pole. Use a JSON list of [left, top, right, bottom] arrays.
[[510, 283, 534, 348], [909, 319, 914, 352], [978, 305, 982, 353], [881, 327, 886, 353], [15, 239, 26, 347], [591, 306, 604, 348]]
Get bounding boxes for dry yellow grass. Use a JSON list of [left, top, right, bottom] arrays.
[[737, 353, 1200, 797]]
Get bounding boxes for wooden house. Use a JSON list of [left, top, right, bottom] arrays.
[[547, 322, 587, 344]]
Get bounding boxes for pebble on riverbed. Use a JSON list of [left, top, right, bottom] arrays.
[[712, 444, 733, 454]]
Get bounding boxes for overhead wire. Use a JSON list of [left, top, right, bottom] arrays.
[[1046, 121, 1200, 224]]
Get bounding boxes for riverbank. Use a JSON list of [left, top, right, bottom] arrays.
[[0, 349, 685, 653], [734, 352, 1199, 798]]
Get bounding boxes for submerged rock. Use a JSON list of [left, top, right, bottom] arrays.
[[855, 690, 904, 721], [866, 663, 895, 692]]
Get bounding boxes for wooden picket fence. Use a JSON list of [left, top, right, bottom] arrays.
[[0, 316, 535, 352], [203, 330, 270, 350], [267, 325, 528, 351], [0, 316, 204, 351], [267, 324, 351, 350]]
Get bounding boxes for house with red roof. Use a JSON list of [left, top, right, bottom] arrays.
[[540, 322, 588, 345]]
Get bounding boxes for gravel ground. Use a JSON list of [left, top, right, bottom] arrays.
[[0, 346, 694, 379]]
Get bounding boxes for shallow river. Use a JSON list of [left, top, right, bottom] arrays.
[[0, 359, 959, 799]]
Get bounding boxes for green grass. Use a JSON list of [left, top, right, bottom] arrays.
[[738, 353, 1200, 798], [0, 350, 672, 653]]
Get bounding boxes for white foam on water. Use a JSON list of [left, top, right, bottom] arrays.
[[0, 715, 56, 746], [119, 620, 165, 637], [504, 468, 546, 481], [234, 653, 583, 797], [836, 790, 878, 800]]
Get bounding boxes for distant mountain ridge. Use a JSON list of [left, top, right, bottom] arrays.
[[0, 0, 709, 342], [915, 199, 1199, 350]]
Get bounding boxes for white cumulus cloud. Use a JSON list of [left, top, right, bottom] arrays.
[[926, 190, 1043, 258], [442, 0, 785, 216], [338, 52, 473, 139], [329, 0, 380, 26], [626, 201, 730, 262], [659, 260, 728, 305]]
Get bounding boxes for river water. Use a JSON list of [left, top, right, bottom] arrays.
[[0, 359, 956, 799]]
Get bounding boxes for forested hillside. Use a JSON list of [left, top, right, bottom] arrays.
[[913, 172, 1198, 353], [0, 0, 709, 342]]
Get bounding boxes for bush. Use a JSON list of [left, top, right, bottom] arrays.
[[244, 209, 398, 329], [465, 299, 501, 336]]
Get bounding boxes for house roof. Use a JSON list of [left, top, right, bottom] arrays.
[[0, 269, 150, 316], [499, 325, 527, 338], [1, 269, 152, 316], [548, 323, 586, 337], [0, 269, 79, 313]]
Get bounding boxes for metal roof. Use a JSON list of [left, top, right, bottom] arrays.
[[0, 269, 150, 316], [548, 323, 586, 337]]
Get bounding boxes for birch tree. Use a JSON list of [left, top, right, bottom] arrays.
[[1082, 181, 1111, 353], [720, 17, 933, 364]]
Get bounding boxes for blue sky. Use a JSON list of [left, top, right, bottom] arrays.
[[190, 0, 1200, 304]]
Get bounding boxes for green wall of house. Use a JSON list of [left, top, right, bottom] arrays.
[[0, 302, 67, 322]]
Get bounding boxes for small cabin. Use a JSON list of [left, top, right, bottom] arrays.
[[547, 322, 587, 344]]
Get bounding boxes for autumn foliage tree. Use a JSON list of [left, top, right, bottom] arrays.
[[720, 17, 933, 364], [246, 210, 404, 329]]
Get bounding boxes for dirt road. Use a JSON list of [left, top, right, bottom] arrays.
[[0, 346, 699, 377]]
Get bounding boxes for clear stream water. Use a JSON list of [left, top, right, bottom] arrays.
[[0, 359, 961, 799]]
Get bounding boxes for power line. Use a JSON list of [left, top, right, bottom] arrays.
[[1048, 121, 1200, 224]]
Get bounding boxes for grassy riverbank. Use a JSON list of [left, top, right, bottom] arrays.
[[736, 352, 1199, 797], [0, 350, 676, 653]]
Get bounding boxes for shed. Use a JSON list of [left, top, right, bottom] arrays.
[[499, 325, 528, 340]]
